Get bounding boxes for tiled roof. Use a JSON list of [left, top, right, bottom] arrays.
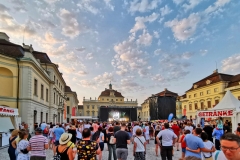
[[187, 71, 233, 91], [32, 51, 52, 63], [227, 74, 240, 88], [0, 39, 24, 58], [99, 89, 124, 97], [155, 89, 178, 97], [65, 86, 72, 92]]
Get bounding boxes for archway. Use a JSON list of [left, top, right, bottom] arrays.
[[0, 67, 13, 97]]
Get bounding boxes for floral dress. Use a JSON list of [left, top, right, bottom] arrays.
[[16, 139, 29, 160]]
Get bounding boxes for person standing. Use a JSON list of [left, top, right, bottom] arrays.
[[203, 122, 213, 142], [213, 133, 240, 160], [223, 122, 231, 133], [156, 123, 177, 160], [113, 121, 121, 133], [106, 127, 117, 160], [200, 132, 215, 160], [184, 121, 193, 133], [114, 123, 131, 160], [144, 123, 150, 144], [133, 128, 147, 160], [55, 133, 74, 160], [212, 127, 224, 150], [154, 125, 161, 157], [172, 121, 181, 151], [8, 129, 19, 160], [132, 122, 142, 139], [53, 125, 65, 155], [16, 130, 29, 160], [68, 125, 77, 144], [27, 127, 48, 160]]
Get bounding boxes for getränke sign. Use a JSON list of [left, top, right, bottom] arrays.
[[198, 110, 233, 117], [0, 106, 17, 116]]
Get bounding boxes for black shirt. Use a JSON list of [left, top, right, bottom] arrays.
[[203, 126, 213, 141], [113, 126, 121, 133], [114, 130, 130, 149], [224, 125, 231, 133]]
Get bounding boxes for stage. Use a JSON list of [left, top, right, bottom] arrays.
[[99, 106, 137, 122]]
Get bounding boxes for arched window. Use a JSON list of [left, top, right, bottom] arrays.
[[0, 67, 13, 97]]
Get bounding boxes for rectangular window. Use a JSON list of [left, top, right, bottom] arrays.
[[54, 93, 55, 104], [194, 103, 198, 110], [46, 89, 48, 101], [67, 106, 70, 114], [214, 88, 218, 92], [208, 101, 211, 108], [92, 111, 94, 116], [102, 98, 104, 100], [87, 112, 90, 116], [46, 113, 48, 122], [67, 97, 70, 101], [116, 99, 118, 101], [189, 95, 191, 98], [201, 102, 204, 110], [200, 92, 203, 96], [57, 79, 58, 85], [194, 94, 197, 97], [41, 84, 44, 99], [189, 104, 192, 110], [40, 112, 43, 123], [207, 90, 211, 94], [56, 95, 58, 105], [215, 100, 219, 105], [34, 79, 38, 95], [87, 105, 89, 109], [92, 105, 94, 109], [54, 75, 55, 82]]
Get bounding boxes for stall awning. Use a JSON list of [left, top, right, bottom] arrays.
[[0, 106, 19, 116]]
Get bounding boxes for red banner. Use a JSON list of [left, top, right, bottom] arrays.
[[72, 106, 76, 116], [198, 110, 233, 117], [0, 106, 18, 116]]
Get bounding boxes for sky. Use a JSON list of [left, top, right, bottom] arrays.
[[1, 0, 240, 105]]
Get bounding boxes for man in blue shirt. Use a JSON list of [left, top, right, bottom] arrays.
[[184, 128, 214, 158], [53, 126, 65, 155], [212, 127, 224, 150]]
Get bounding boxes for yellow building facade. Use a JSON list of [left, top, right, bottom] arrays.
[[82, 84, 138, 118], [0, 32, 78, 132], [180, 70, 240, 119]]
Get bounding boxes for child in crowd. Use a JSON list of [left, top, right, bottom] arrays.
[[216, 117, 223, 130], [200, 132, 215, 160], [179, 130, 191, 160]]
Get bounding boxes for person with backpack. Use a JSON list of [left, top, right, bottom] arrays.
[[43, 126, 49, 137], [54, 133, 74, 160], [106, 127, 117, 160], [76, 128, 101, 160], [133, 128, 147, 160]]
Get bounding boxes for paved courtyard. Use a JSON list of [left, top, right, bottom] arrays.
[[0, 139, 182, 159]]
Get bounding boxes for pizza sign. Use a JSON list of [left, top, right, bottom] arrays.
[[198, 110, 233, 117]]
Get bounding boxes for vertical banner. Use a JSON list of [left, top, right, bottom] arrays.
[[64, 103, 66, 120], [72, 106, 76, 116], [183, 109, 186, 116]]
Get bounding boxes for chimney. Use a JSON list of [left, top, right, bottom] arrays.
[[213, 69, 218, 73], [0, 32, 10, 41], [164, 88, 167, 91]]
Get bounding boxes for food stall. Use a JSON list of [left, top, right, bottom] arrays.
[[196, 90, 240, 133], [0, 106, 19, 147]]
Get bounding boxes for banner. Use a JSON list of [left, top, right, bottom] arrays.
[[198, 110, 233, 117], [168, 113, 174, 121], [0, 106, 18, 116], [72, 106, 76, 116]]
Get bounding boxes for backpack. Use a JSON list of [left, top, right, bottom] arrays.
[[92, 131, 100, 141], [43, 128, 49, 134], [109, 133, 115, 144]]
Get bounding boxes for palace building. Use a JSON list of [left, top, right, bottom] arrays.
[[82, 83, 139, 121], [179, 69, 240, 119]]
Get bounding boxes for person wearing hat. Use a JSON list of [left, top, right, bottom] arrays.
[[27, 127, 48, 160], [55, 133, 74, 160]]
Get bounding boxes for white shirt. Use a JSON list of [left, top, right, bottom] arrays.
[[84, 124, 91, 129], [76, 128, 82, 139], [145, 126, 149, 134], [133, 125, 142, 136], [134, 136, 146, 152], [202, 140, 214, 158], [184, 126, 193, 133], [213, 151, 227, 160], [157, 129, 177, 146]]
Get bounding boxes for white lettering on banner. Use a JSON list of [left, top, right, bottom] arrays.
[[198, 110, 233, 117], [0, 106, 18, 116]]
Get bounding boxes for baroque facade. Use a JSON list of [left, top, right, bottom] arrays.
[[0, 32, 79, 132], [179, 70, 240, 119], [82, 84, 138, 118]]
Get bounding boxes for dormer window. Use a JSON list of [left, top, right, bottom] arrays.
[[194, 85, 198, 89], [206, 80, 212, 85]]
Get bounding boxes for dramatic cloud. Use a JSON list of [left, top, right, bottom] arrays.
[[59, 8, 80, 39], [221, 54, 240, 74], [165, 13, 201, 41], [160, 5, 172, 16], [130, 12, 159, 33], [128, 0, 160, 14], [183, 0, 202, 12], [136, 30, 153, 46]]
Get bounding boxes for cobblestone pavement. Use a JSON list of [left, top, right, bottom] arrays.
[[0, 139, 182, 160]]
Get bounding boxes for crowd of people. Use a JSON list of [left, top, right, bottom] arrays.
[[6, 118, 240, 160]]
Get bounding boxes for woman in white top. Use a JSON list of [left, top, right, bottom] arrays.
[[76, 124, 83, 143], [133, 128, 147, 160], [184, 121, 193, 133], [144, 123, 150, 144], [48, 125, 54, 149], [16, 130, 29, 160]]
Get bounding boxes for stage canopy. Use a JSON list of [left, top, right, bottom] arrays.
[[211, 90, 240, 111]]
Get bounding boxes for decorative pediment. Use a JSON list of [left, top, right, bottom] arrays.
[[206, 79, 212, 85], [194, 84, 198, 89], [214, 96, 220, 100]]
